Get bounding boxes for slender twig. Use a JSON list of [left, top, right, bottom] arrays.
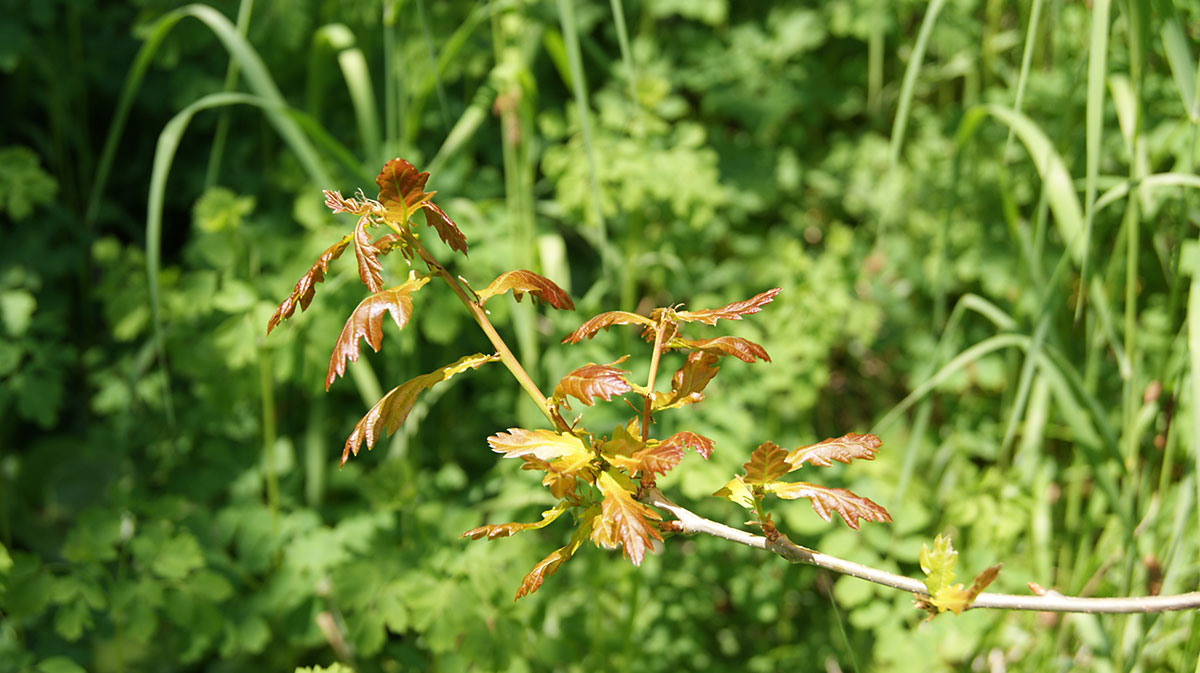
[[641, 322, 667, 442], [641, 488, 1200, 614]]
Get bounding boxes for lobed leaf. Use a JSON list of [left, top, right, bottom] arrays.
[[266, 235, 352, 334], [521, 457, 586, 500], [713, 476, 755, 509], [786, 433, 883, 470], [592, 471, 663, 566], [488, 428, 591, 463], [553, 357, 633, 409], [323, 189, 376, 216], [668, 336, 770, 363], [652, 352, 719, 410], [930, 584, 971, 615], [742, 441, 790, 485], [659, 430, 715, 460], [562, 311, 656, 344], [674, 288, 782, 325], [515, 517, 592, 600], [920, 533, 958, 595], [765, 481, 892, 530], [376, 158, 435, 224], [342, 353, 498, 464], [629, 441, 683, 479], [477, 269, 575, 310], [326, 276, 430, 389], [461, 503, 568, 541], [421, 202, 468, 256], [353, 214, 386, 292]]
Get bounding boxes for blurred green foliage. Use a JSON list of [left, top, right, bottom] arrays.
[[1, 0, 1198, 672]]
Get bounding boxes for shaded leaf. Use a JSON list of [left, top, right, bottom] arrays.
[[462, 504, 568, 541], [713, 476, 754, 509], [376, 158, 435, 223], [266, 235, 352, 334], [520, 457, 587, 500], [652, 352, 719, 410], [669, 336, 770, 363], [477, 269, 575, 310], [592, 471, 663, 565], [326, 276, 430, 389], [743, 441, 790, 485], [421, 202, 468, 256], [342, 353, 498, 464], [554, 357, 633, 409], [659, 431, 715, 459], [562, 311, 655, 344], [488, 428, 590, 462], [674, 288, 782, 325], [765, 481, 892, 530], [786, 433, 882, 470]]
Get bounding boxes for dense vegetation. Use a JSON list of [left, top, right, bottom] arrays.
[[1, 0, 1198, 671]]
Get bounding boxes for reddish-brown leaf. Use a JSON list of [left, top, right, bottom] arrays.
[[266, 235, 352, 334], [515, 545, 572, 600], [553, 357, 633, 409], [630, 441, 683, 478], [353, 214, 386, 292], [376, 158, 435, 223], [562, 311, 656, 344], [326, 276, 430, 390], [421, 202, 468, 256], [765, 481, 892, 530], [743, 441, 790, 485], [786, 433, 883, 470], [652, 351, 719, 410], [323, 189, 376, 215], [592, 471, 663, 566], [342, 353, 498, 464], [659, 431, 715, 460], [477, 269, 575, 311], [674, 288, 782, 325], [670, 336, 771, 363], [461, 504, 568, 541]]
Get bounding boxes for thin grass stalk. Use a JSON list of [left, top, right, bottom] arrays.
[[205, 0, 255, 188], [556, 0, 607, 248]]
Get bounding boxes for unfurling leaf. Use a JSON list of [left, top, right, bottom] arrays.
[[652, 352, 719, 410], [629, 441, 683, 478], [376, 158, 435, 224], [659, 431, 715, 460], [920, 533, 958, 595], [267, 235, 352, 334], [743, 441, 790, 485], [669, 336, 770, 363], [342, 353, 498, 464], [326, 276, 430, 389], [477, 270, 574, 310], [674, 288, 782, 325], [488, 428, 591, 463], [713, 476, 755, 509], [515, 517, 592, 600], [562, 311, 656, 344], [553, 357, 633, 409], [353, 215, 388, 292], [966, 565, 1002, 603], [421, 202, 467, 256], [786, 433, 882, 470], [593, 471, 663, 566], [765, 481, 891, 530], [323, 189, 377, 215], [462, 503, 569, 540]]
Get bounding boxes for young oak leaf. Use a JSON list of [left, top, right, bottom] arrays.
[[668, 336, 770, 363], [421, 202, 467, 256], [592, 471, 663, 565], [674, 288, 782, 325], [266, 234, 353, 334], [561, 311, 656, 344], [353, 214, 387, 293], [476, 269, 575, 310], [553, 356, 634, 409], [488, 428, 591, 464], [713, 476, 755, 509], [376, 158, 436, 224], [743, 441, 790, 485], [326, 276, 431, 390], [462, 503, 569, 541], [919, 533, 958, 595], [659, 431, 715, 460], [786, 433, 882, 470], [342, 353, 499, 464], [651, 352, 719, 410], [515, 515, 593, 600], [764, 481, 892, 530], [628, 441, 683, 479]]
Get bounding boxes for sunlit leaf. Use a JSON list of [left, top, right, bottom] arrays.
[[323, 189, 376, 216], [765, 481, 892, 530], [488, 428, 591, 462], [674, 288, 782, 325], [266, 235, 352, 334], [659, 430, 715, 459], [652, 352, 719, 410], [966, 564, 1002, 603], [326, 276, 430, 389], [562, 311, 656, 344], [553, 356, 633, 409], [477, 269, 575, 310], [353, 214, 386, 292], [786, 433, 882, 470], [743, 441, 790, 485], [515, 517, 592, 600], [629, 441, 682, 478], [931, 584, 971, 615], [713, 476, 755, 509], [592, 471, 663, 565], [375, 158, 435, 224], [342, 353, 498, 464], [920, 533, 958, 595], [668, 336, 770, 363], [421, 202, 468, 256], [461, 503, 569, 540]]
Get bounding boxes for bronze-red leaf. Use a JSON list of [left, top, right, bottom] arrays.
[[562, 311, 656, 344], [421, 202, 468, 256], [553, 357, 633, 408], [592, 471, 663, 566], [743, 441, 790, 485], [376, 158, 435, 224], [766, 481, 892, 530], [326, 277, 429, 390], [675, 288, 782, 325], [266, 235, 352, 334], [671, 336, 770, 363], [653, 351, 719, 410], [659, 431, 715, 460], [786, 433, 883, 470], [477, 270, 575, 311]]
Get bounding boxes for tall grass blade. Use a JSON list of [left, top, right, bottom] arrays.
[[311, 23, 381, 161], [556, 0, 607, 247], [204, 0, 255, 188], [888, 0, 946, 168], [1075, 0, 1110, 322]]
